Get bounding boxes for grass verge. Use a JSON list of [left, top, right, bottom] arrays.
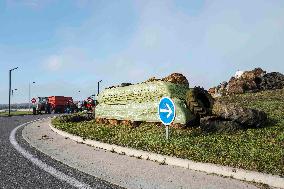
[[52, 89, 284, 177], [0, 111, 32, 117]]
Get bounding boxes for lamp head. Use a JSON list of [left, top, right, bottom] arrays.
[[10, 67, 18, 71]]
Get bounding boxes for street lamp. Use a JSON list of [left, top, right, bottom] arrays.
[[28, 81, 36, 111], [78, 90, 81, 101], [12, 89, 18, 109], [97, 80, 102, 95], [12, 88, 18, 96], [9, 67, 18, 116]]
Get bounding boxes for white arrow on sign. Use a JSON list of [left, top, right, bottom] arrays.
[[160, 103, 173, 118]]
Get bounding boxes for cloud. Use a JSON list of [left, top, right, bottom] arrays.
[[6, 0, 54, 9], [74, 0, 93, 9], [110, 0, 284, 87], [2, 0, 284, 104], [44, 0, 284, 90], [45, 55, 62, 71], [43, 48, 90, 72]]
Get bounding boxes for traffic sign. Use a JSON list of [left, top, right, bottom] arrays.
[[158, 97, 176, 125], [31, 98, 36, 104], [158, 97, 176, 140], [87, 97, 92, 103]]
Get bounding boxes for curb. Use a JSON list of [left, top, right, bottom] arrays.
[[49, 123, 284, 189]]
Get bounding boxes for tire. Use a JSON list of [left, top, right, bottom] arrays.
[[212, 101, 267, 128], [200, 116, 242, 133], [32, 107, 37, 115], [186, 87, 214, 118]]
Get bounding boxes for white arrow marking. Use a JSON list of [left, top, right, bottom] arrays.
[[160, 103, 173, 118]]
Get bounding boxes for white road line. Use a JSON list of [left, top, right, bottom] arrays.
[[9, 121, 92, 189]]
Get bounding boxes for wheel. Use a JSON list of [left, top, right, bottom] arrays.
[[32, 107, 37, 115], [47, 107, 51, 114], [200, 116, 242, 133], [212, 101, 267, 128], [186, 87, 214, 118]]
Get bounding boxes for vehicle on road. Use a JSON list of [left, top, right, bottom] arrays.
[[48, 96, 74, 113], [33, 97, 51, 115], [84, 97, 96, 111], [32, 96, 75, 114]]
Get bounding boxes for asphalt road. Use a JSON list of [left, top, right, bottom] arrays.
[[0, 115, 123, 189]]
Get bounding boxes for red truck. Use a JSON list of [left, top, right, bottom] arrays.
[[48, 96, 73, 113]]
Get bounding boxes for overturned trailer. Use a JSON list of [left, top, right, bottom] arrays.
[[95, 74, 214, 127], [95, 73, 267, 131]]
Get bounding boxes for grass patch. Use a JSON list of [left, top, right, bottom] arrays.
[[52, 89, 284, 176], [0, 111, 32, 117]]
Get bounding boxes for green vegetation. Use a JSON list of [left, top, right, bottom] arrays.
[[52, 89, 284, 176], [0, 111, 32, 117]]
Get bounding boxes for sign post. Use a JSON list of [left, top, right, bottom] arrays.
[[165, 125, 169, 140], [158, 97, 176, 140], [31, 98, 36, 104]]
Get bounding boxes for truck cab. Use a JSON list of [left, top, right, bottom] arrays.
[[33, 97, 51, 115]]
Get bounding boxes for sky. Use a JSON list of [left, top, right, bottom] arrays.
[[0, 0, 284, 104]]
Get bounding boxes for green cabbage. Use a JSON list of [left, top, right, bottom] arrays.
[[95, 81, 193, 124]]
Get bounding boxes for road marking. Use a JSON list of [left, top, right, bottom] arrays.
[[9, 121, 92, 189]]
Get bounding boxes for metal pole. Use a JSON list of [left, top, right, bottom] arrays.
[[29, 81, 35, 111], [8, 70, 11, 116], [97, 80, 102, 95], [28, 82, 31, 111], [78, 91, 81, 101], [97, 81, 100, 95], [166, 125, 169, 140], [8, 67, 18, 116]]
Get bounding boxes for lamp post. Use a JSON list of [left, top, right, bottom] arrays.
[[28, 81, 36, 111], [9, 67, 18, 116], [12, 89, 18, 109], [97, 80, 102, 95], [12, 88, 18, 96], [78, 90, 81, 101]]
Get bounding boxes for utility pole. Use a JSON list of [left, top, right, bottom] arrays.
[[28, 81, 35, 111], [78, 90, 82, 101], [12, 89, 17, 96], [9, 71, 11, 115], [12, 89, 18, 109], [97, 80, 102, 95], [9, 67, 18, 116], [29, 83, 30, 110]]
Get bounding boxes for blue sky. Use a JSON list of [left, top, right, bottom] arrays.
[[0, 0, 284, 104]]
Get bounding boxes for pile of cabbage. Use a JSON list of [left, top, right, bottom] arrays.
[[95, 81, 193, 124]]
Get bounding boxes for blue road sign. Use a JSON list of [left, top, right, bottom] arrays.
[[158, 97, 176, 125]]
